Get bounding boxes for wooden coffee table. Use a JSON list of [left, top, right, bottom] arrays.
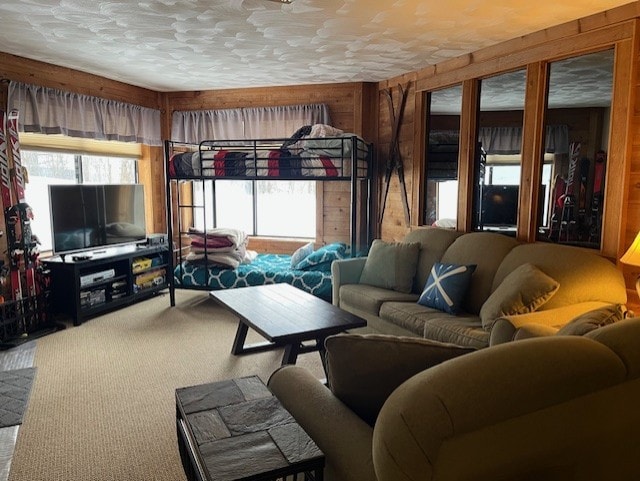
[[209, 283, 367, 366], [176, 375, 324, 481]]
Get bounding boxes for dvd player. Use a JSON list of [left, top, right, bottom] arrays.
[[80, 268, 116, 287]]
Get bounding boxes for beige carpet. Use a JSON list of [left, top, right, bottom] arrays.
[[8, 289, 324, 481]]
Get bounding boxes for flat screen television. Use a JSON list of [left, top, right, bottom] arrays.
[[480, 184, 546, 227], [49, 184, 146, 254], [481, 184, 519, 226]]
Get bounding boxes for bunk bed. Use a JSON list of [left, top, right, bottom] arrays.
[[164, 127, 374, 306]]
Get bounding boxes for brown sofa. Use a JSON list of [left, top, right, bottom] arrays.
[[268, 317, 640, 481], [331, 227, 627, 348]]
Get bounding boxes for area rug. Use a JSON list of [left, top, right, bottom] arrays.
[[7, 290, 324, 481], [0, 367, 36, 428]]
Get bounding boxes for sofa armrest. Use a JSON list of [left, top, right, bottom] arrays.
[[331, 257, 368, 306], [489, 301, 611, 345], [325, 334, 476, 426], [268, 365, 376, 481], [372, 336, 629, 481], [512, 323, 559, 340]]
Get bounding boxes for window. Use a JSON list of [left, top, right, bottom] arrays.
[[20, 149, 138, 252], [193, 179, 316, 238]]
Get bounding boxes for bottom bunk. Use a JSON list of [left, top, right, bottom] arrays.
[[173, 242, 350, 302]]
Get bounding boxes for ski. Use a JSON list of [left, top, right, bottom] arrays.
[[6, 110, 39, 299], [0, 110, 23, 304], [547, 174, 566, 242], [559, 142, 581, 242], [589, 150, 607, 244]]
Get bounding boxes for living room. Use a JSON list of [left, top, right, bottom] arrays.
[[0, 1, 639, 480]]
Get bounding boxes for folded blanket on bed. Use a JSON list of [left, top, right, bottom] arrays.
[[188, 227, 247, 249], [187, 227, 249, 268]]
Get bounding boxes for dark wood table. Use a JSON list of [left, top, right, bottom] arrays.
[[209, 284, 367, 366], [176, 375, 324, 481]]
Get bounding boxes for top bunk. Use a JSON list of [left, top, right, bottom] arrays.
[[165, 124, 373, 181]]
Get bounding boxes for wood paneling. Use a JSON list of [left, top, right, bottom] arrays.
[[0, 52, 160, 109]]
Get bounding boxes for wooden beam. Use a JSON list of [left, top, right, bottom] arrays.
[[458, 79, 480, 232], [519, 62, 549, 242]]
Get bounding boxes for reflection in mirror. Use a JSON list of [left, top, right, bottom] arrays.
[[473, 69, 526, 235], [424, 85, 462, 228], [540, 49, 613, 249]]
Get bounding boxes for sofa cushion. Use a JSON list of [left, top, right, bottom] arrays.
[[403, 227, 463, 293], [492, 243, 627, 310], [340, 285, 419, 316], [423, 317, 489, 349], [378, 301, 457, 336], [440, 232, 519, 315], [325, 334, 476, 426], [557, 304, 627, 336], [359, 240, 420, 293], [418, 262, 476, 314], [480, 263, 560, 330]]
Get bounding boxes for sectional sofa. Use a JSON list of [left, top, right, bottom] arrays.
[[331, 227, 627, 348], [268, 317, 640, 481]]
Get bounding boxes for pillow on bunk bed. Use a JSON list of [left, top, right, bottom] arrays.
[[290, 242, 314, 268], [295, 242, 348, 272]]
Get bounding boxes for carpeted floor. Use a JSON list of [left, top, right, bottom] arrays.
[[7, 290, 324, 481]]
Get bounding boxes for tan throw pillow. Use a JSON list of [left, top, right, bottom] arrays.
[[480, 263, 559, 330], [359, 239, 420, 293], [558, 304, 627, 336]]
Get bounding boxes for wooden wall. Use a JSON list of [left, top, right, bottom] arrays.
[[374, 2, 640, 306]]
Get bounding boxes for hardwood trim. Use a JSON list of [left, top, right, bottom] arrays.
[[416, 22, 633, 93], [411, 91, 427, 228], [518, 62, 549, 242], [605, 37, 635, 258], [458, 79, 480, 232], [0, 52, 160, 109]]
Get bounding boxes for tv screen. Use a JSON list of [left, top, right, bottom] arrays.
[[49, 184, 146, 254], [481, 185, 519, 226]]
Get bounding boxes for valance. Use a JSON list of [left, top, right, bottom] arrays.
[[478, 125, 569, 155], [172, 103, 331, 143], [8, 81, 162, 146]]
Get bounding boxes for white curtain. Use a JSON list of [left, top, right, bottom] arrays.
[[478, 125, 569, 155], [171, 103, 331, 143], [7, 81, 162, 146]]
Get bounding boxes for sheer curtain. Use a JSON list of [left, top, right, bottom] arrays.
[[7, 81, 162, 146], [171, 103, 331, 143]]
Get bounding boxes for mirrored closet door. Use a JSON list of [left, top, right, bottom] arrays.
[[539, 49, 614, 249], [424, 84, 462, 227]]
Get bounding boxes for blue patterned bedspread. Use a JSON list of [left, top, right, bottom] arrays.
[[174, 253, 333, 301]]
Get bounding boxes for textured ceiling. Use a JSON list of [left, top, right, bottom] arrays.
[[0, 0, 632, 92]]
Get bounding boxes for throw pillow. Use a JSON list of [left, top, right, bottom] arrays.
[[290, 242, 314, 268], [358, 240, 421, 293], [417, 262, 476, 314], [557, 304, 627, 336], [480, 263, 559, 330], [295, 242, 347, 271], [325, 334, 476, 426]]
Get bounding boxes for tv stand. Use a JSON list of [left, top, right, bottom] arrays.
[[43, 243, 169, 326]]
